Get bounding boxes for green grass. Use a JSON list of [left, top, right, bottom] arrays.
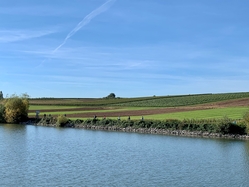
[[144, 107, 248, 120], [28, 107, 154, 117], [29, 105, 83, 110]]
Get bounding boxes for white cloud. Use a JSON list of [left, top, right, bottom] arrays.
[[0, 29, 57, 43], [0, 6, 76, 17]]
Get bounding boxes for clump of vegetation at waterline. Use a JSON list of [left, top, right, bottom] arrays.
[[0, 94, 29, 123], [36, 116, 248, 135], [36, 114, 70, 127], [244, 111, 249, 134]]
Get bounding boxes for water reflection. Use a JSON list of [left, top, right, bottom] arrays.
[[1, 123, 26, 131], [244, 140, 249, 162]]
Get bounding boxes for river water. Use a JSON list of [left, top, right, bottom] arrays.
[[1, 124, 249, 187]]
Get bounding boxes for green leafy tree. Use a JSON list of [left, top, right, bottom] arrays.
[[4, 94, 29, 123]]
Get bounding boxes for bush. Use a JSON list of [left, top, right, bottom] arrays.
[[57, 115, 68, 127], [243, 111, 249, 134]]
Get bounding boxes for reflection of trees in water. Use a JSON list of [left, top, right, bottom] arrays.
[[244, 141, 249, 163], [3, 123, 26, 131]]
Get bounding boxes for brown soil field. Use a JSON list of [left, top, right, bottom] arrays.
[[29, 98, 249, 118]]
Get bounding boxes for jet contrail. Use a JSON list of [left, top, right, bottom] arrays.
[[53, 0, 116, 54], [37, 0, 116, 67]]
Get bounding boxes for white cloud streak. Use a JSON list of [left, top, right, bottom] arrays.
[[52, 0, 116, 54], [0, 29, 56, 43], [37, 0, 116, 68]]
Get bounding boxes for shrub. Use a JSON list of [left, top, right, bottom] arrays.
[[243, 111, 249, 134], [57, 115, 68, 127]]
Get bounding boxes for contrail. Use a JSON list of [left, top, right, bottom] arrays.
[[53, 0, 116, 54], [37, 0, 116, 67]]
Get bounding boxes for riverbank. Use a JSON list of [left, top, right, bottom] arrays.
[[33, 118, 249, 140]]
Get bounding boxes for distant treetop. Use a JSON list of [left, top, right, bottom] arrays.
[[105, 93, 116, 99]]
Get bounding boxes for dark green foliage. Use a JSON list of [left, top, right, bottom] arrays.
[[105, 93, 116, 99], [63, 117, 247, 135], [37, 115, 247, 135], [0, 91, 3, 100], [0, 104, 5, 123]]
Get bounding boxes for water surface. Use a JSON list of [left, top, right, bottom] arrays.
[[1, 124, 249, 186]]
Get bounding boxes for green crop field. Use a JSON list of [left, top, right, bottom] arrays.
[[145, 107, 248, 120], [29, 105, 83, 110], [115, 92, 249, 107]]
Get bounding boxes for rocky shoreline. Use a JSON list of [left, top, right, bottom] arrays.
[[34, 122, 249, 140]]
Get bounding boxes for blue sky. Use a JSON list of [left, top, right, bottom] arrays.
[[1, 0, 249, 98]]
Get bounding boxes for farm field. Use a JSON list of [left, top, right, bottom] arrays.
[[28, 92, 249, 120]]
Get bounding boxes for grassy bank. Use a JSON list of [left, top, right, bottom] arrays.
[[37, 116, 247, 136]]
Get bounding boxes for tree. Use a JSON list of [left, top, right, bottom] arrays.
[[106, 93, 116, 99], [0, 91, 3, 99], [4, 94, 29, 123]]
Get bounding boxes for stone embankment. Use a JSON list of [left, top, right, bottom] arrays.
[[34, 121, 249, 140], [75, 125, 249, 139]]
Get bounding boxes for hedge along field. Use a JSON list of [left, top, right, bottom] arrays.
[[145, 107, 248, 120]]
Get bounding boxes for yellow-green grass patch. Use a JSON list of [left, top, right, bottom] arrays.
[[28, 107, 155, 116], [144, 107, 248, 120], [29, 105, 83, 110]]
